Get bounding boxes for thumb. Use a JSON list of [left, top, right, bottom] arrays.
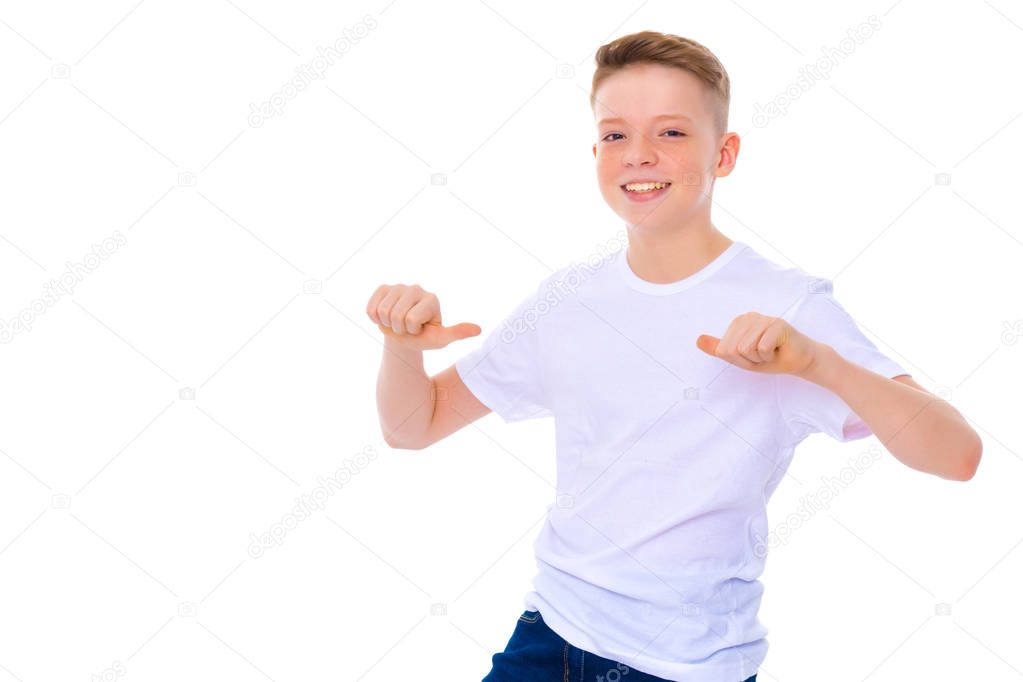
[[696, 334, 720, 357], [438, 322, 482, 345]]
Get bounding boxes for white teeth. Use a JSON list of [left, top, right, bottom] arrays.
[[624, 182, 669, 192]]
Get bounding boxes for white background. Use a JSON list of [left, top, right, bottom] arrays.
[[0, 0, 1020, 680]]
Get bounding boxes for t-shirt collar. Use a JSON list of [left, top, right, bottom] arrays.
[[616, 240, 748, 296]]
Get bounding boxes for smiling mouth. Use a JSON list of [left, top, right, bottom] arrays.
[[621, 181, 672, 193], [620, 182, 671, 202]]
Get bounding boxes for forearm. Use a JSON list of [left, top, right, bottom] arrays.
[[803, 345, 981, 481], [376, 338, 435, 449]]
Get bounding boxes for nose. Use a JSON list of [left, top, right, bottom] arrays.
[[623, 133, 657, 167]]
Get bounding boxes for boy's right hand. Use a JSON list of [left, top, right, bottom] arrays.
[[366, 283, 481, 351]]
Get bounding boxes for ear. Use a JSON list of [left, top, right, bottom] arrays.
[[592, 143, 597, 158], [714, 132, 740, 178]]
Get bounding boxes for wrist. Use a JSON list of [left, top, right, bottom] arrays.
[[383, 334, 425, 363], [795, 342, 848, 388]]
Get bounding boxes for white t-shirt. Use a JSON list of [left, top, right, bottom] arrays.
[[455, 240, 908, 682]]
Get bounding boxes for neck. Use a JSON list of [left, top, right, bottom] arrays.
[[624, 221, 733, 284]]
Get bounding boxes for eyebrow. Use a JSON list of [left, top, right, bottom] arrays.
[[597, 114, 693, 126]]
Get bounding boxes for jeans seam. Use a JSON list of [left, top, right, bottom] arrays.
[[562, 643, 569, 682]]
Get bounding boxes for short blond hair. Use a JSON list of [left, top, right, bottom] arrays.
[[590, 30, 730, 136]]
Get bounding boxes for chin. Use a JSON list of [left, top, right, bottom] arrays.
[[619, 213, 668, 231]]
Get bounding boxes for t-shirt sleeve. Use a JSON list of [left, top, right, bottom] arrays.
[[453, 278, 551, 423], [775, 278, 910, 443]]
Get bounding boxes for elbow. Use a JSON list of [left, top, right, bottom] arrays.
[[380, 413, 429, 451], [384, 434, 424, 451], [383, 426, 432, 451], [951, 436, 983, 482]]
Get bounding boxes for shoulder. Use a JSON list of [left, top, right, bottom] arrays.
[[719, 243, 831, 315], [536, 248, 619, 300]]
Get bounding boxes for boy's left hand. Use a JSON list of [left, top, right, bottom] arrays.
[[696, 312, 821, 377]]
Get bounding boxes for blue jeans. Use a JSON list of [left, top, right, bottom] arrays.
[[483, 609, 757, 682]]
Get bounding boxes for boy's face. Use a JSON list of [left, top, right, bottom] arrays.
[[592, 63, 737, 233]]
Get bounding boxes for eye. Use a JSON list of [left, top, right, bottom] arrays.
[[600, 130, 685, 142]]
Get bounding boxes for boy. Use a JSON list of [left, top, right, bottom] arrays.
[[368, 30, 981, 682]]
